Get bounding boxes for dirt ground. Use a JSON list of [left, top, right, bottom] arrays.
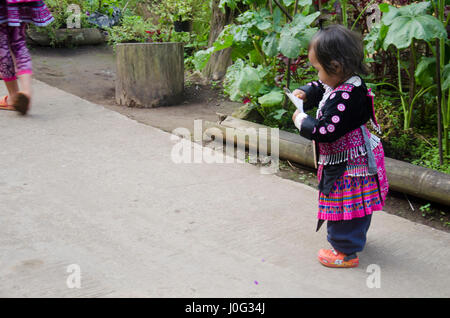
[[28, 44, 450, 232]]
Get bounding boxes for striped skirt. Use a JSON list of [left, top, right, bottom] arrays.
[[0, 0, 54, 26], [317, 142, 389, 221]]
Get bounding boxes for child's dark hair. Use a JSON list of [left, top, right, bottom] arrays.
[[308, 24, 369, 77]]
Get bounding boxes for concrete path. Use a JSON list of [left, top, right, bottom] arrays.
[[0, 80, 449, 298]]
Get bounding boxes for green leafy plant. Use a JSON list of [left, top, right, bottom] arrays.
[[193, 0, 319, 128], [420, 203, 432, 216], [106, 15, 155, 46], [365, 2, 448, 132], [151, 0, 205, 23], [28, 0, 93, 46]]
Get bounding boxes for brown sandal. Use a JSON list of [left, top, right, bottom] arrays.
[[12, 92, 30, 115]]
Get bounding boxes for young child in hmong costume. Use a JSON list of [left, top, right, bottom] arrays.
[[0, 0, 54, 115], [292, 25, 389, 268]]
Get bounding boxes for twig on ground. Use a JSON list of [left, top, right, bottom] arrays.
[[404, 193, 415, 211], [287, 160, 297, 170], [414, 132, 434, 147]]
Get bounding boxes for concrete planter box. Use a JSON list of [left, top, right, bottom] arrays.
[[27, 28, 106, 47]]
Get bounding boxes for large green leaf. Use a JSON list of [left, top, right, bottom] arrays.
[[297, 27, 318, 49], [382, 2, 431, 26], [213, 31, 234, 51], [284, 0, 313, 6], [279, 31, 302, 58], [193, 47, 215, 71], [282, 0, 295, 6], [298, 0, 313, 6], [379, 3, 390, 13], [415, 56, 435, 88], [224, 59, 245, 101], [382, 3, 447, 50], [398, 1, 432, 16], [414, 59, 450, 91], [219, 0, 238, 11], [364, 24, 388, 55], [237, 66, 263, 97], [292, 11, 320, 27], [442, 64, 450, 91], [232, 24, 250, 43], [258, 90, 284, 107], [272, 7, 283, 33], [277, 12, 319, 58], [271, 108, 288, 120], [262, 32, 279, 57]]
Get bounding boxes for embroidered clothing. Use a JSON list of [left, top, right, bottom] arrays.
[[0, 23, 31, 81], [0, 0, 54, 26], [295, 76, 389, 221], [0, 1, 52, 81]]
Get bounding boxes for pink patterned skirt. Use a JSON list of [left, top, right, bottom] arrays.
[[0, 0, 54, 26], [317, 142, 389, 221]]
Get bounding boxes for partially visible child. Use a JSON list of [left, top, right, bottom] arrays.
[[292, 25, 389, 268], [0, 0, 54, 115]]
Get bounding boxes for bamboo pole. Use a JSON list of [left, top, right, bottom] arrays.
[[204, 116, 450, 206]]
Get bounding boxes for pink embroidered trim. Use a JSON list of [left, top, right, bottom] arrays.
[[317, 208, 380, 221], [2, 76, 17, 82], [332, 84, 354, 93], [6, 0, 41, 3], [17, 70, 32, 76], [317, 125, 381, 165]]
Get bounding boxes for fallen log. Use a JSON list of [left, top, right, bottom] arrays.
[[203, 116, 450, 207]]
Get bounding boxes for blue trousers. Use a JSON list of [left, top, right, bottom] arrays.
[[327, 214, 372, 255]]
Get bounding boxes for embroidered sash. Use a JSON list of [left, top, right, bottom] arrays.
[[318, 125, 380, 166]]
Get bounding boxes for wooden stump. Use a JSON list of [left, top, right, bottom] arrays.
[[115, 42, 184, 108]]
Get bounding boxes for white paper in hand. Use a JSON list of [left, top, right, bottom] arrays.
[[284, 88, 304, 113]]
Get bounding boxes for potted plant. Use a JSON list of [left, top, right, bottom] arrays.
[[26, 0, 114, 47], [114, 20, 185, 108], [153, 0, 203, 32]]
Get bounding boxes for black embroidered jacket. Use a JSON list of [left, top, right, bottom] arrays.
[[297, 78, 375, 195]]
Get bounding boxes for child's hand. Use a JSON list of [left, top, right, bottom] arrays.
[[292, 109, 302, 122], [292, 89, 306, 100]]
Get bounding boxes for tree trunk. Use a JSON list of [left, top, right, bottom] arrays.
[[116, 43, 184, 108], [202, 0, 236, 81]]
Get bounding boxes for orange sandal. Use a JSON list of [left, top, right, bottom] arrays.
[[318, 248, 359, 268], [0, 95, 15, 111], [12, 92, 30, 115]]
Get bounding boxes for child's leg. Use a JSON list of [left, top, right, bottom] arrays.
[[317, 215, 372, 268], [8, 24, 32, 97], [326, 214, 372, 255], [0, 24, 19, 102], [7, 24, 31, 114]]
